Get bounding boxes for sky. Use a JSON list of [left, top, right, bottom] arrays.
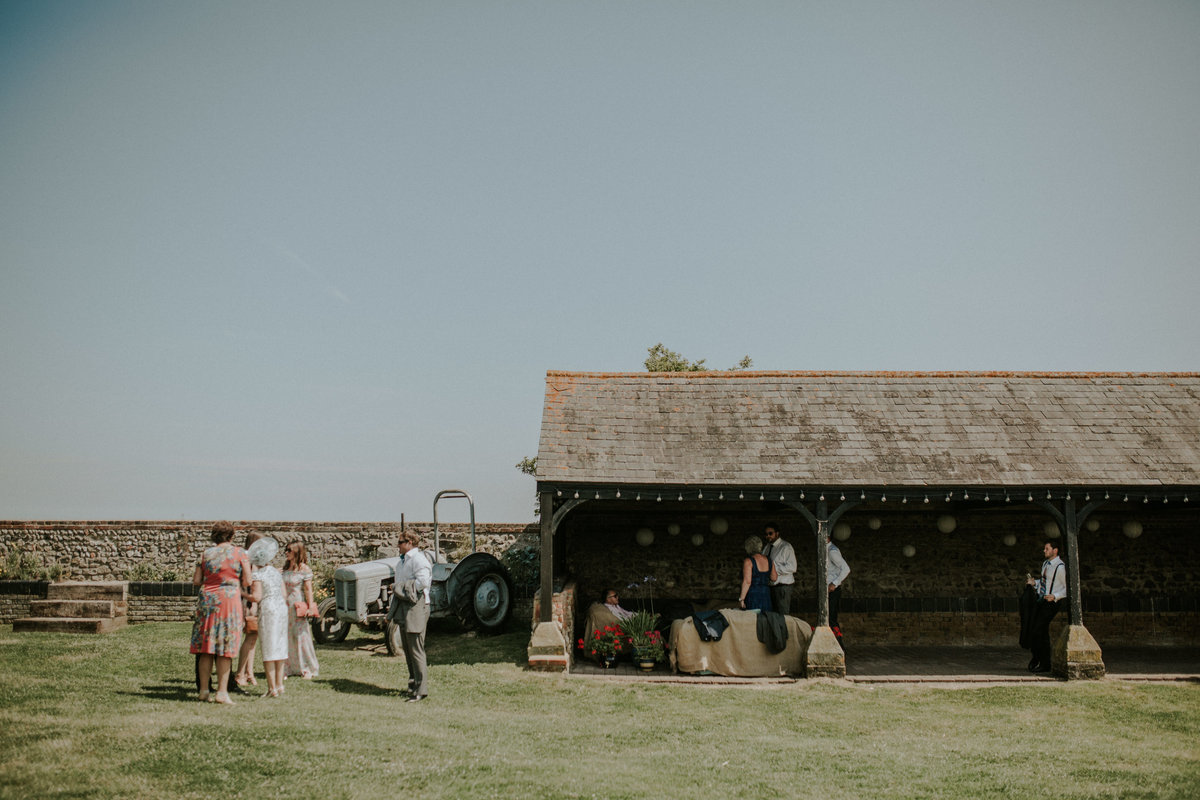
[[1, 1, 1198, 523]]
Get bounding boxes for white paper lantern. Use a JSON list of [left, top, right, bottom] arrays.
[[902, 544, 916, 558], [1085, 519, 1100, 532], [833, 522, 851, 541], [709, 517, 728, 535], [1043, 520, 1060, 539], [936, 515, 956, 534], [868, 517, 882, 530], [1002, 534, 1017, 547], [690, 533, 705, 547], [1122, 520, 1143, 539], [666, 523, 681, 536], [635, 528, 655, 547]]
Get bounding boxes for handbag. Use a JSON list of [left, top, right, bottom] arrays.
[[245, 615, 259, 632], [293, 601, 308, 616], [305, 601, 320, 618]]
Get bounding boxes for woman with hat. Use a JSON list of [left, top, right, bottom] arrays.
[[248, 536, 288, 698]]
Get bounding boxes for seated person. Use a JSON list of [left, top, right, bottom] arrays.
[[601, 588, 635, 621]]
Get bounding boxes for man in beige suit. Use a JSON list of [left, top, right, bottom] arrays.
[[389, 530, 432, 701]]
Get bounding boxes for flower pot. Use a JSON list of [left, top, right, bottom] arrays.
[[601, 655, 617, 669]]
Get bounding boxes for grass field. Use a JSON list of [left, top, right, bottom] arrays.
[[1, 621, 1198, 799]]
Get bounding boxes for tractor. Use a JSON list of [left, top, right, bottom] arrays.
[[313, 490, 514, 654]]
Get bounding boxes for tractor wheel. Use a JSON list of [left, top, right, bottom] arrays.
[[312, 596, 350, 644], [451, 555, 514, 633], [385, 619, 404, 656]]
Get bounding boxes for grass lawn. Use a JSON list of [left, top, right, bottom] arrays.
[[1, 621, 1198, 799]]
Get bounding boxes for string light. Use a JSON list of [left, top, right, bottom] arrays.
[[984, 493, 990, 502], [819, 494, 825, 501], [902, 496, 908, 504], [1065, 491, 1071, 501], [881, 494, 887, 502], [657, 494, 662, 502], [1028, 493, 1033, 502], [1104, 492, 1110, 500], [800, 491, 805, 500], [779, 493, 785, 501], [636, 493, 641, 501], [861, 491, 866, 500], [557, 489, 562, 497], [760, 493, 765, 501], [594, 491, 600, 499], [1047, 491, 1052, 500], [840, 493, 846, 501], [923, 495, 929, 504], [739, 491, 744, 500], [1184, 495, 1190, 503], [963, 491, 969, 500], [946, 492, 952, 502], [1005, 493, 1011, 503], [718, 492, 724, 500], [1123, 494, 1129, 502], [574, 491, 579, 499], [697, 490, 703, 500], [678, 493, 683, 501], [615, 489, 621, 498], [1143, 496, 1149, 504]]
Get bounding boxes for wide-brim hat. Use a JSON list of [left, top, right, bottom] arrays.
[[247, 537, 279, 566]]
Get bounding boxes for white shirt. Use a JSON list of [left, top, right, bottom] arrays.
[[396, 548, 432, 604], [827, 542, 850, 588], [763, 537, 796, 586], [1037, 555, 1066, 602]]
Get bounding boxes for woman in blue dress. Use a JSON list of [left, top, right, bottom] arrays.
[[738, 535, 777, 613]]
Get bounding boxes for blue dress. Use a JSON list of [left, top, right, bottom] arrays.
[[744, 555, 773, 613]]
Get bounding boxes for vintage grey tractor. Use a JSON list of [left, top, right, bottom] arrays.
[[313, 490, 514, 654]]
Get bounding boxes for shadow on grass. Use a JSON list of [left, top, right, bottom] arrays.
[[323, 677, 404, 697], [117, 679, 196, 703]]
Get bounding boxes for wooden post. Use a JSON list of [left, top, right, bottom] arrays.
[[539, 490, 554, 623], [815, 500, 829, 627], [1063, 498, 1083, 627]]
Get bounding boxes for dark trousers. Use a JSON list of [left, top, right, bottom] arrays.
[[770, 584, 793, 616], [1029, 600, 1061, 669], [829, 586, 842, 630]]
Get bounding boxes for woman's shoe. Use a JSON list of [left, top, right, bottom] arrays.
[[213, 693, 235, 705]]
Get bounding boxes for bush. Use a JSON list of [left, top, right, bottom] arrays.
[[1, 548, 67, 581], [500, 544, 539, 598], [309, 558, 336, 602], [123, 561, 183, 582]]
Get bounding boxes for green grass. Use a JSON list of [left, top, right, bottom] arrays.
[[1, 622, 1198, 799]]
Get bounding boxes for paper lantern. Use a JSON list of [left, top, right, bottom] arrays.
[[902, 544, 916, 558], [666, 523, 681, 536], [867, 517, 882, 530], [936, 515, 956, 534], [1002, 534, 1017, 547], [1043, 520, 1060, 539], [690, 533, 705, 547], [833, 522, 851, 541], [1085, 519, 1100, 532], [1122, 520, 1143, 539], [709, 517, 728, 535], [635, 528, 655, 547]]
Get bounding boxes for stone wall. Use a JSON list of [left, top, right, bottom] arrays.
[[0, 521, 539, 582]]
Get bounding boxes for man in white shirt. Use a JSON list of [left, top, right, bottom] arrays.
[[1025, 540, 1066, 673], [393, 531, 433, 701], [763, 523, 796, 615], [827, 540, 851, 641]]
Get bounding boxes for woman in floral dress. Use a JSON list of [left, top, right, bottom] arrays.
[[283, 541, 320, 678], [190, 521, 252, 704]]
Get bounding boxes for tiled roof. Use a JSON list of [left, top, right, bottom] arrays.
[[535, 371, 1200, 488]]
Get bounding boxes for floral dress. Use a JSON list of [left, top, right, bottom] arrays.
[[284, 566, 320, 677], [253, 565, 288, 662], [190, 544, 249, 657]]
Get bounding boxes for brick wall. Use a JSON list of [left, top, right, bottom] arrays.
[[0, 521, 538, 582]]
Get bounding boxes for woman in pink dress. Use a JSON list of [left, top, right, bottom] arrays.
[[190, 521, 252, 704], [283, 541, 320, 679]]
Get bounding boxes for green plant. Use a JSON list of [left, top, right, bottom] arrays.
[[500, 544, 539, 597], [619, 610, 665, 662], [2, 548, 56, 581], [123, 562, 180, 581], [309, 558, 335, 602]]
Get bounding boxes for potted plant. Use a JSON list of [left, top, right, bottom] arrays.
[[620, 610, 665, 671], [578, 624, 627, 667]]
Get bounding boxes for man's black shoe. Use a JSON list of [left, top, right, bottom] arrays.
[[1032, 666, 1051, 674], [405, 694, 427, 703]]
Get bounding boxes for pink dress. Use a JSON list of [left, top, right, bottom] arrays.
[[190, 544, 249, 657], [284, 566, 320, 677]]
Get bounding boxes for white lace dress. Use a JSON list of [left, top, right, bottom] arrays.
[[284, 567, 320, 677], [253, 565, 288, 662]]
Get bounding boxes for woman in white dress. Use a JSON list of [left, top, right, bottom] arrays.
[[283, 541, 320, 679], [248, 537, 288, 698]]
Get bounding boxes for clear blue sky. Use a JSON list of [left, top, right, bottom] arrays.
[[2, 1, 1197, 523]]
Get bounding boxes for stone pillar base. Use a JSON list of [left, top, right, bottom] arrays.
[[527, 620, 569, 672], [1052, 624, 1105, 680], [806, 626, 846, 679]]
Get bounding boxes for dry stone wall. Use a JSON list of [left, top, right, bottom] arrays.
[[0, 520, 538, 581]]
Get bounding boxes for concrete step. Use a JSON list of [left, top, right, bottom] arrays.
[[12, 616, 128, 634], [46, 581, 128, 602], [28, 599, 122, 618]]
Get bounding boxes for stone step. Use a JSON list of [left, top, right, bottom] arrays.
[[12, 616, 128, 634], [46, 581, 129, 602], [28, 599, 123, 618]]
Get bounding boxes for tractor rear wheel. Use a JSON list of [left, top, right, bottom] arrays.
[[312, 596, 351, 644], [451, 555, 513, 633]]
